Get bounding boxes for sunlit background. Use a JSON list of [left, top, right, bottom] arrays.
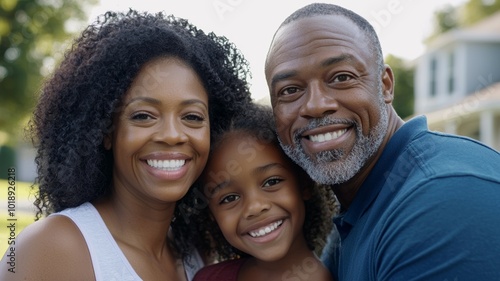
[[1, 0, 500, 252], [87, 0, 468, 103]]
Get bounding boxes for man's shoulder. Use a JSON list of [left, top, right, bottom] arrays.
[[397, 127, 500, 180]]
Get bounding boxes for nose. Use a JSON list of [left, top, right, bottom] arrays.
[[152, 116, 188, 145], [299, 81, 339, 118], [243, 190, 272, 219]]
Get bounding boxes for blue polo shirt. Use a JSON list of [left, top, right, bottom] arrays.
[[321, 116, 500, 281]]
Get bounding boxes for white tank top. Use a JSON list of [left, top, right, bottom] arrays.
[[53, 202, 203, 281]]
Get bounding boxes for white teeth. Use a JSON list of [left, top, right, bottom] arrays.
[[248, 220, 283, 238], [146, 159, 185, 170], [310, 129, 347, 143]]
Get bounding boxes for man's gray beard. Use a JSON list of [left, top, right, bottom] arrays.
[[279, 94, 389, 185]]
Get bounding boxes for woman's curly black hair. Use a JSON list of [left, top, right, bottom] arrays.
[[28, 10, 252, 258], [175, 103, 340, 262]]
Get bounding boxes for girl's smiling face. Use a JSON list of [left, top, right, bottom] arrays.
[[106, 57, 210, 205], [202, 131, 309, 262]]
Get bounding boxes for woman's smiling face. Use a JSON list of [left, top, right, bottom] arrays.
[[106, 57, 210, 204]]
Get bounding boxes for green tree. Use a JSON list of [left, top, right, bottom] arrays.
[[429, 0, 500, 38], [431, 5, 459, 36], [0, 0, 97, 143], [462, 0, 500, 25], [386, 54, 414, 119]]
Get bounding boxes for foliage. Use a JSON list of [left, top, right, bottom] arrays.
[[0, 179, 36, 255], [429, 0, 500, 39], [0, 0, 97, 143], [386, 54, 414, 119], [462, 0, 500, 25], [431, 5, 459, 35]]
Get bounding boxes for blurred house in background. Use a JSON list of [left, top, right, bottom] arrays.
[[414, 11, 500, 150]]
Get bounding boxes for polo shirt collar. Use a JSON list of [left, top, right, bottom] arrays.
[[334, 116, 428, 239]]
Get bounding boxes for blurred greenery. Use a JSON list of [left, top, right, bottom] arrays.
[[429, 0, 500, 39], [386, 54, 415, 119], [0, 145, 15, 179], [0, 0, 98, 145], [0, 179, 36, 255]]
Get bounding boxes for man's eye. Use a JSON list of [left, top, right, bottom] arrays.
[[220, 194, 240, 204], [333, 74, 353, 82], [281, 87, 301, 96]]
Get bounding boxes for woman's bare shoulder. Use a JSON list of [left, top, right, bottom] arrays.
[[0, 214, 95, 280]]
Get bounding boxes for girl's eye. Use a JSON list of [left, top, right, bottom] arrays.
[[263, 177, 283, 187], [220, 194, 240, 204], [131, 112, 154, 120]]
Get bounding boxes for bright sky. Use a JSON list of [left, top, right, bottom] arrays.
[[87, 0, 468, 102]]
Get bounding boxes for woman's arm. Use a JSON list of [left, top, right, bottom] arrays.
[[0, 215, 95, 280]]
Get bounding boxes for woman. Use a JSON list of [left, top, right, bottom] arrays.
[[0, 10, 251, 281]]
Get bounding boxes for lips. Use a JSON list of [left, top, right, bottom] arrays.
[[248, 220, 283, 238], [141, 153, 191, 180], [308, 128, 347, 143], [146, 159, 186, 171]]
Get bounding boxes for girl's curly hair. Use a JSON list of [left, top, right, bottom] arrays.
[[28, 10, 252, 258], [175, 103, 339, 262]]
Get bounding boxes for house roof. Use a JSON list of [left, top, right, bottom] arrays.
[[465, 10, 500, 34], [423, 82, 500, 124]]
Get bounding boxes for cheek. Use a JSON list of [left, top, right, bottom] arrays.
[[213, 211, 239, 237], [342, 91, 382, 135], [273, 106, 297, 143], [113, 126, 144, 157], [192, 127, 211, 158]]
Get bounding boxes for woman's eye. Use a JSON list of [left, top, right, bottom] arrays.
[[263, 177, 283, 187], [184, 114, 205, 122], [220, 194, 240, 204], [131, 112, 153, 120]]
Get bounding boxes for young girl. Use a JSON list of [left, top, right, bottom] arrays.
[[184, 104, 338, 280]]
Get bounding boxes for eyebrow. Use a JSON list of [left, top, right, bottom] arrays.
[[207, 181, 229, 197], [181, 99, 208, 110], [321, 54, 355, 67], [270, 71, 298, 90], [270, 54, 357, 90], [206, 163, 286, 196], [125, 97, 208, 110], [253, 162, 285, 177], [125, 96, 161, 107]]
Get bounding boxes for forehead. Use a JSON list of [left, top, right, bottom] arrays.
[[125, 57, 207, 101], [208, 131, 287, 168], [266, 15, 372, 76]]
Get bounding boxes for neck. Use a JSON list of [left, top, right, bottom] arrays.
[[333, 108, 404, 210], [241, 236, 330, 280], [93, 190, 176, 258]]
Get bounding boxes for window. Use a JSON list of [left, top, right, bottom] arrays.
[[448, 52, 454, 94], [430, 57, 437, 97]]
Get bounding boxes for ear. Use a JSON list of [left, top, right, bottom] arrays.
[[103, 134, 112, 150], [381, 64, 395, 104]]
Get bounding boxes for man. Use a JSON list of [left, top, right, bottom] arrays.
[[265, 3, 500, 280]]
